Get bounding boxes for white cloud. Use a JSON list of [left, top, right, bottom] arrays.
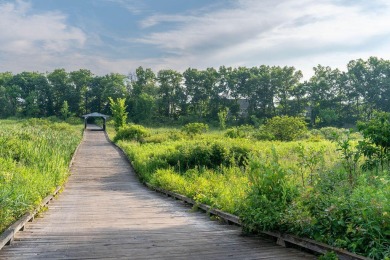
[[135, 0, 390, 77], [105, 0, 146, 14], [140, 14, 194, 29], [0, 0, 86, 55]]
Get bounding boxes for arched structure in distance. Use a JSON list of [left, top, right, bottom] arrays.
[[81, 112, 109, 131]]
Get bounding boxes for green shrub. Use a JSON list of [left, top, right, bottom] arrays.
[[218, 107, 228, 130], [261, 116, 307, 141], [23, 118, 51, 127], [65, 116, 83, 125], [181, 123, 209, 138], [357, 111, 390, 171], [295, 143, 325, 187], [167, 130, 185, 141], [293, 172, 390, 259], [0, 137, 23, 162], [253, 126, 275, 141], [315, 127, 349, 141], [144, 133, 168, 144], [114, 124, 150, 142], [46, 116, 61, 122], [225, 125, 254, 139], [230, 144, 251, 166], [150, 169, 187, 194], [60, 101, 71, 120], [49, 122, 73, 132], [240, 151, 298, 232], [109, 97, 128, 131], [307, 134, 324, 142], [175, 141, 249, 171], [139, 140, 252, 174], [225, 127, 241, 138]]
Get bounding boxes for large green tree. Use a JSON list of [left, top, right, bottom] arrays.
[[157, 69, 184, 119], [128, 67, 157, 123], [183, 68, 211, 120], [348, 57, 390, 119], [10, 72, 52, 117], [0, 72, 16, 117], [47, 69, 72, 116], [271, 66, 303, 116], [307, 65, 343, 126], [69, 69, 94, 115]]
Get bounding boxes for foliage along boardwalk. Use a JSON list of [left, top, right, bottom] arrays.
[[0, 127, 315, 259]]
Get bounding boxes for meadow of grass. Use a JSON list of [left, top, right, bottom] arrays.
[[0, 118, 83, 233], [111, 124, 389, 259]]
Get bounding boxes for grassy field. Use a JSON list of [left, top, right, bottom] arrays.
[[2, 118, 388, 259], [110, 124, 389, 259], [0, 119, 83, 233]]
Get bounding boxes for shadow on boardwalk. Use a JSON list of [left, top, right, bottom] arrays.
[[0, 130, 315, 259]]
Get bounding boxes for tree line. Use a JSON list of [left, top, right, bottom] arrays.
[[0, 56, 389, 127]]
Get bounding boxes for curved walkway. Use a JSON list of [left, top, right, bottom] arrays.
[[0, 129, 315, 259]]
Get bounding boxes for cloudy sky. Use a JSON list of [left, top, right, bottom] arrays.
[[1, 0, 390, 78]]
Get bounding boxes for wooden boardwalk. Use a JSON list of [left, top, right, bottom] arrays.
[[0, 128, 315, 259]]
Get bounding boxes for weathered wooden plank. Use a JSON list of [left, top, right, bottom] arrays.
[[0, 128, 315, 259], [262, 231, 370, 260]]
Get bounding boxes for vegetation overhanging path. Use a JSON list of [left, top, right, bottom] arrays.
[[0, 128, 314, 259]]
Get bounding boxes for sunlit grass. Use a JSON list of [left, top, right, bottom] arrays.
[[111, 124, 389, 259], [0, 119, 83, 232]]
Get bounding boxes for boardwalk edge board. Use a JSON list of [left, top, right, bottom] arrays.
[[108, 131, 370, 260], [0, 129, 85, 251]]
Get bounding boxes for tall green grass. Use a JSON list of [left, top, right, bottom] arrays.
[[0, 119, 82, 232]]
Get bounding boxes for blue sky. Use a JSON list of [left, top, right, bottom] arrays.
[[1, 0, 390, 78]]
